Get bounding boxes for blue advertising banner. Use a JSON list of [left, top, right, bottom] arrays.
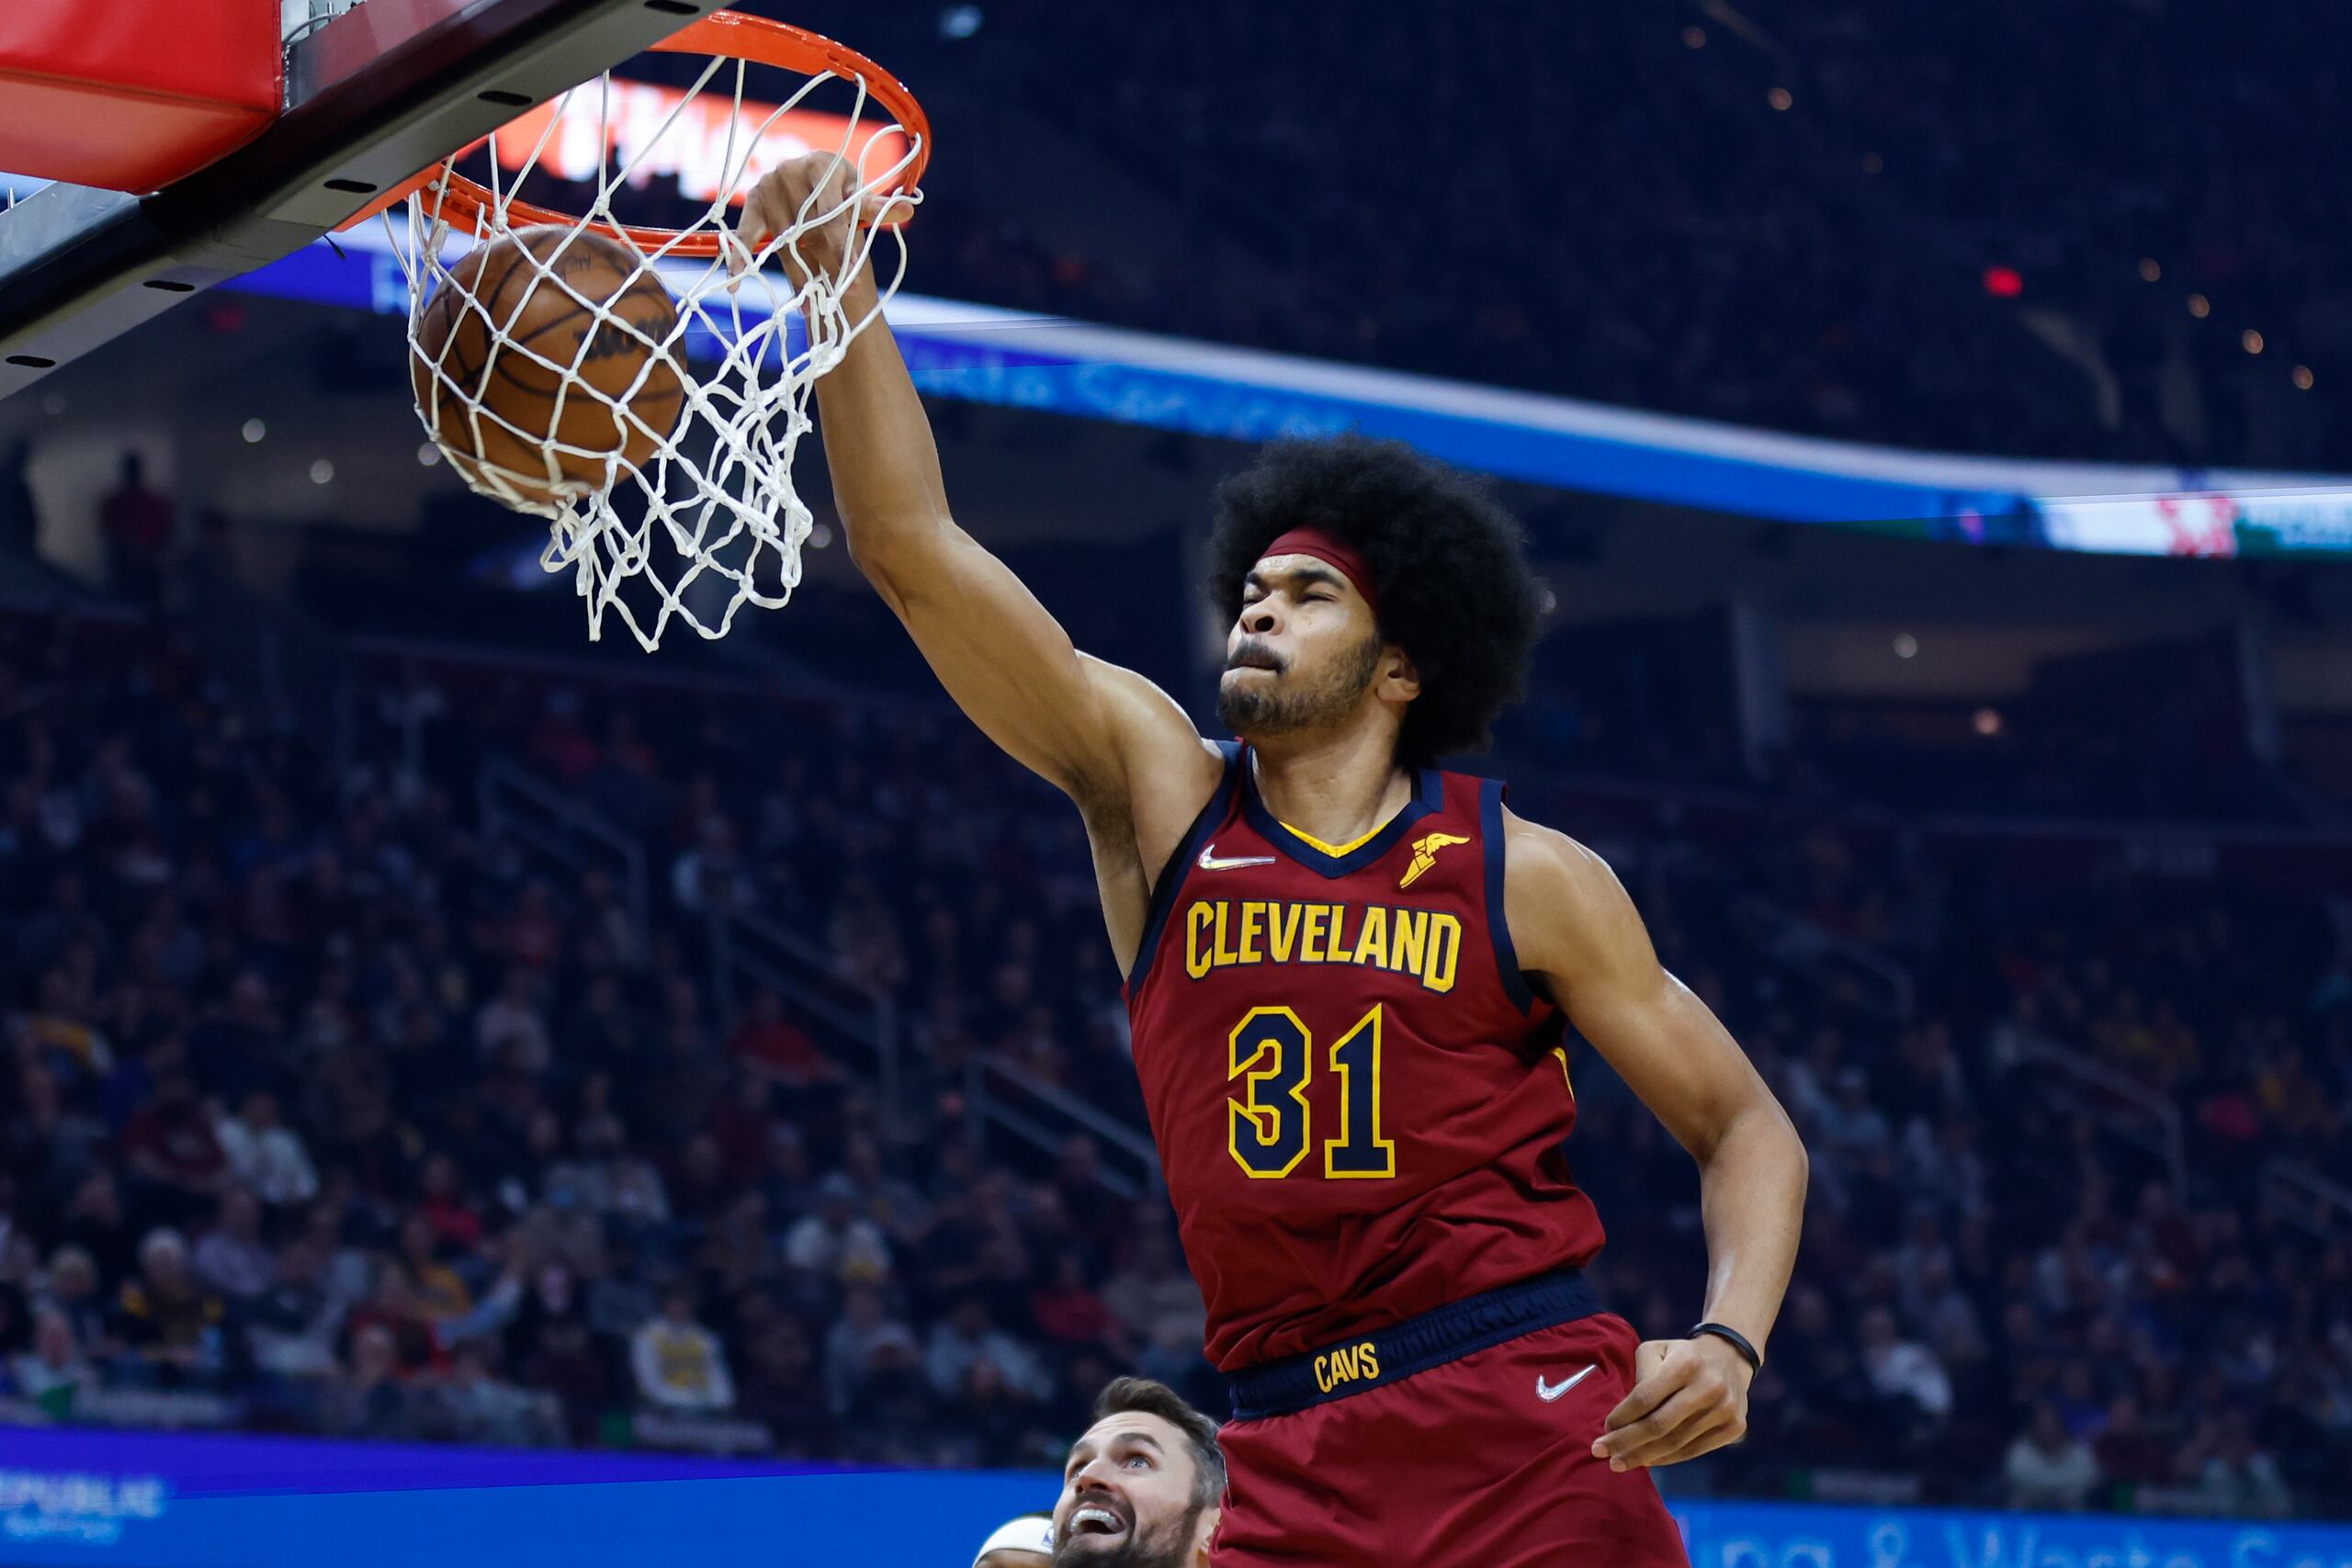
[[201, 224, 2352, 558], [2, 170, 2346, 555], [1673, 1501, 2352, 1568], [1, 1427, 2347, 1568]]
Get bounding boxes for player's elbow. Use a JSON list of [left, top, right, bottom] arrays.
[[842, 512, 952, 601], [1696, 1080, 1805, 1175], [839, 514, 901, 579], [1755, 1095, 1809, 1199], [841, 520, 919, 606], [1781, 1108, 1811, 1196]]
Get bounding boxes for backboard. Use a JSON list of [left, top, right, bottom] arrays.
[[0, 0, 732, 400]]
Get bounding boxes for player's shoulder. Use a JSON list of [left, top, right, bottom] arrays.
[[1072, 654, 1223, 795], [1498, 804, 1620, 899], [1498, 804, 1642, 965], [1069, 653, 1226, 866]]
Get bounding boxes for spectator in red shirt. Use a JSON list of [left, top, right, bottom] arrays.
[[97, 452, 173, 603], [521, 1315, 613, 1444], [417, 1151, 484, 1253], [496, 880, 566, 971], [345, 1259, 440, 1377], [119, 1070, 227, 1224], [1028, 1250, 1116, 1348], [2093, 1392, 2177, 1489], [525, 690, 601, 785], [729, 990, 843, 1094], [707, 1068, 779, 1190], [1052, 1134, 1122, 1247]]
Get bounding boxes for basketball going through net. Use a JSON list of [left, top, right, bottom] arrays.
[[358, 12, 928, 650]]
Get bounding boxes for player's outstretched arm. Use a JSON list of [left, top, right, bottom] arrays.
[[736, 158, 1220, 919], [1504, 812, 1808, 1472]]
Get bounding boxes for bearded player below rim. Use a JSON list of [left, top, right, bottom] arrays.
[[740, 154, 1810, 1567]]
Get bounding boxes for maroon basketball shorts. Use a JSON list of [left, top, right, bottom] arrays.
[[1211, 1272, 1689, 1567]]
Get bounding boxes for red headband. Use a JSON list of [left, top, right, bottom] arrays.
[[1260, 527, 1379, 617]]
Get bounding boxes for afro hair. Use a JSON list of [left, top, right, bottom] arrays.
[[1205, 434, 1545, 766]]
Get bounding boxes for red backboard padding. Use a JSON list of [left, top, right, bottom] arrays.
[[0, 0, 282, 193]]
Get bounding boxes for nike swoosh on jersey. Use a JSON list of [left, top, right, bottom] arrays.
[[1536, 1365, 1597, 1403], [1197, 843, 1277, 871]]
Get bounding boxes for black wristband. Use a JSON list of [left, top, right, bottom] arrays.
[[1690, 1321, 1762, 1373]]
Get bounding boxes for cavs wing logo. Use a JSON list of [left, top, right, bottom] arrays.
[[1398, 831, 1471, 889]]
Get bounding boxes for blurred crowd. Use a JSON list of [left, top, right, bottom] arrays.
[[1552, 789, 2352, 1515], [739, 0, 2346, 470], [443, 0, 2349, 472], [908, 0, 2342, 469], [2, 603, 2350, 1516]]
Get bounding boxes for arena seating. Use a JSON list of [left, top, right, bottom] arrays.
[[3, 596, 2347, 1515], [743, 0, 2346, 470]]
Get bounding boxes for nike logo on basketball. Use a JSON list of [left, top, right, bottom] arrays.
[[1536, 1366, 1597, 1403], [1198, 843, 1276, 872]]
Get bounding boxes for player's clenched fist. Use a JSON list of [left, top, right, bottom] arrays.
[[1591, 1335, 1753, 1471], [732, 152, 913, 288]]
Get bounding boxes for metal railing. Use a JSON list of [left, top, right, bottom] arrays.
[[471, 755, 906, 1133], [2259, 1157, 2352, 1240], [707, 905, 899, 1135], [965, 1051, 1162, 1201], [475, 757, 650, 931], [1992, 1029, 2188, 1192], [1729, 893, 1916, 1021]]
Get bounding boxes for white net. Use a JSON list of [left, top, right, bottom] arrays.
[[382, 39, 922, 649]]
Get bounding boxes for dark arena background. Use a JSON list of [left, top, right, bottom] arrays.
[[1, 0, 2350, 1562]]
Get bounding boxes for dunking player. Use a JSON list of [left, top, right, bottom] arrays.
[[742, 157, 1809, 1564]]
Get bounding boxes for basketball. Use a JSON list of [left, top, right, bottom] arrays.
[[410, 223, 685, 508]]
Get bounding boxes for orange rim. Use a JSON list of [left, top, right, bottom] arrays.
[[338, 10, 929, 255]]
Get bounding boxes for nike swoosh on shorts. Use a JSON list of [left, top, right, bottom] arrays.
[[1536, 1365, 1598, 1403]]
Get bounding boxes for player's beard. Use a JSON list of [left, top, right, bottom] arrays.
[[1051, 1501, 1206, 1568], [1216, 631, 1384, 741]]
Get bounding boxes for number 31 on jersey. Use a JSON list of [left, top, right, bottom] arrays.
[[1227, 1004, 1396, 1180]]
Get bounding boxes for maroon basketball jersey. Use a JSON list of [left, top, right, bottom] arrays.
[[1124, 744, 1607, 1371]]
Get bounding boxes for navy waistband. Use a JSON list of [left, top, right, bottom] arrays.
[[1227, 1269, 1601, 1422]]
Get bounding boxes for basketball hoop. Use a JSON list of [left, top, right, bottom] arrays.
[[358, 11, 930, 650]]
